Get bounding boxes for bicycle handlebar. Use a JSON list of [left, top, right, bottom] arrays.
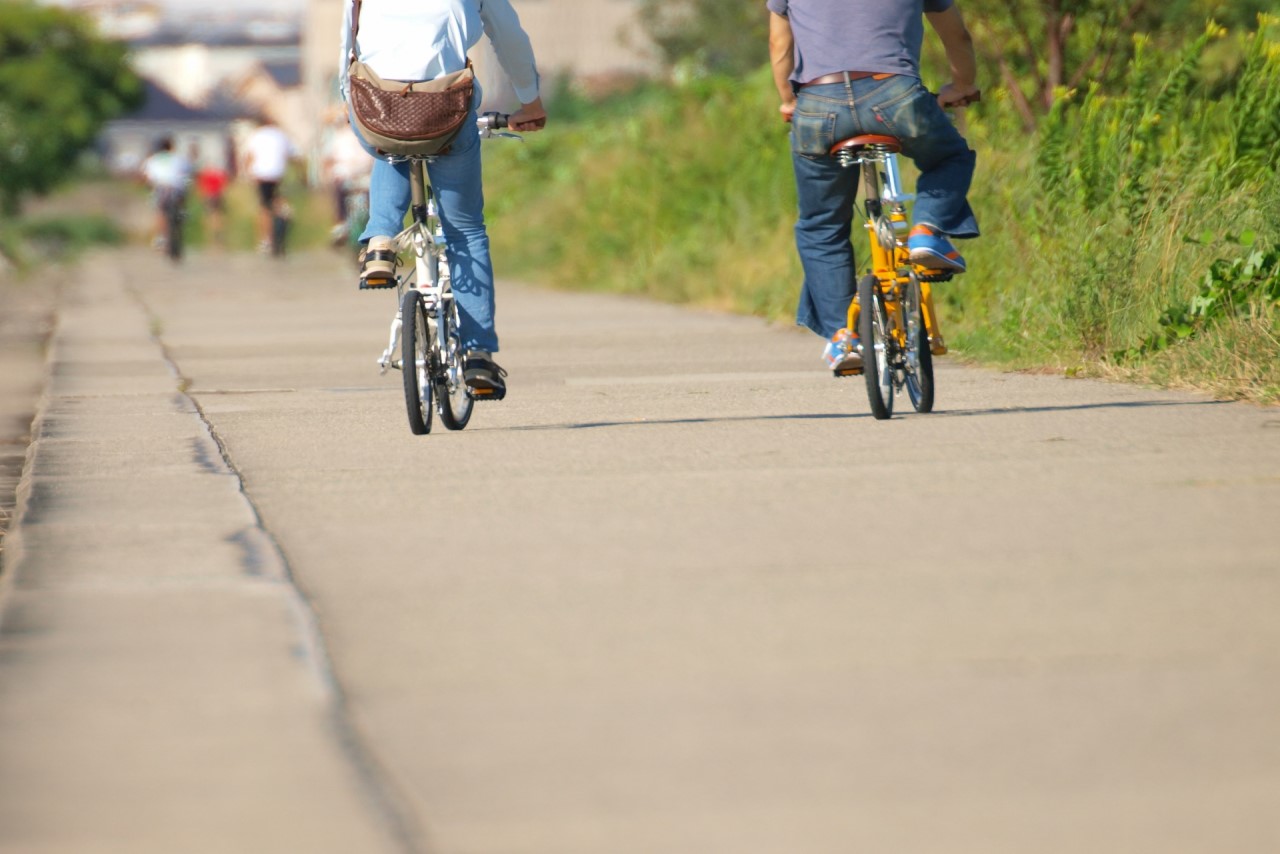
[[477, 111, 537, 141]]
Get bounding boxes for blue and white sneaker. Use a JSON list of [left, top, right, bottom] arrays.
[[823, 328, 863, 376], [907, 224, 966, 273]]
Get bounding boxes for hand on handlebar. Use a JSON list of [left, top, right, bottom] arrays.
[[508, 97, 547, 132], [936, 83, 981, 109]]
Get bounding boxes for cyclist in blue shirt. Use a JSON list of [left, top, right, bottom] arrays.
[[768, 0, 979, 374]]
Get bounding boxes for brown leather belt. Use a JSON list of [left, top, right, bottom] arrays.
[[801, 70, 894, 88]]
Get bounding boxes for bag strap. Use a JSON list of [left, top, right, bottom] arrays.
[[349, 0, 362, 64]]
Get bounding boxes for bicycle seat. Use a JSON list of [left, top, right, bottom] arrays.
[[829, 134, 901, 157]]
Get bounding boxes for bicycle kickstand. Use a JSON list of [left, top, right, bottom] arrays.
[[378, 311, 402, 373]]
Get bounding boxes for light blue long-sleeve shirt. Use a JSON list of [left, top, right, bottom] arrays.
[[340, 0, 540, 104]]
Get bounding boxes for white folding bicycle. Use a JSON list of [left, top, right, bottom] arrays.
[[370, 112, 519, 435]]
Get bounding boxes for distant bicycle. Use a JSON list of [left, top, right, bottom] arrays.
[[159, 189, 185, 262], [370, 112, 521, 435], [270, 201, 292, 259]]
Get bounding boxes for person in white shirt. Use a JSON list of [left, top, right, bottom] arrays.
[[339, 0, 547, 399], [322, 119, 373, 245], [242, 117, 295, 252], [139, 135, 191, 250]]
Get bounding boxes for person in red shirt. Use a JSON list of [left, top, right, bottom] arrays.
[[193, 150, 229, 250]]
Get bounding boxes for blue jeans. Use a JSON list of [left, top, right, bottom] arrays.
[[789, 74, 978, 338], [350, 107, 498, 353]]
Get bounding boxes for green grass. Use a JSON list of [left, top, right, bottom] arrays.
[[0, 212, 123, 271], [0, 171, 338, 273], [485, 68, 802, 317], [174, 179, 336, 254]]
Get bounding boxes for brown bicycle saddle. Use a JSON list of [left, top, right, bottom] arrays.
[[829, 134, 902, 157]]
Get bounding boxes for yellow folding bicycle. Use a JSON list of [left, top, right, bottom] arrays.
[[831, 133, 950, 420]]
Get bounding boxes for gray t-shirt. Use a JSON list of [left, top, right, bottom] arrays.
[[766, 0, 953, 84]]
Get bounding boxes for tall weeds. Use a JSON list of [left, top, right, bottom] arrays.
[[953, 15, 1280, 398]]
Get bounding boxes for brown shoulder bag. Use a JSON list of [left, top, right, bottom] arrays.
[[346, 0, 474, 156]]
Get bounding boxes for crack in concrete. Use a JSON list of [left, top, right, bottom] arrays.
[[126, 283, 432, 854]]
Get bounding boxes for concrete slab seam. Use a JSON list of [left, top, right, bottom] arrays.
[[124, 281, 432, 854]]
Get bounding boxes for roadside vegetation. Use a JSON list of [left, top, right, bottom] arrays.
[[483, 10, 1280, 403], [3, 0, 1276, 401], [0, 1, 139, 272], [172, 181, 336, 254]]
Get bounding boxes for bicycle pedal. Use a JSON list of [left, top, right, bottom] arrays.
[[915, 270, 954, 283], [833, 366, 864, 377], [467, 386, 506, 401], [359, 276, 396, 290]]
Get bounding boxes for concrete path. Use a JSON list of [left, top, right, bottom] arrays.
[[2, 248, 1278, 853]]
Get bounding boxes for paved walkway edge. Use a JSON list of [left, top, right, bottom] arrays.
[[0, 255, 422, 854]]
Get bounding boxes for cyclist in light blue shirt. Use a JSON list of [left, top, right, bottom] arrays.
[[340, 0, 546, 398]]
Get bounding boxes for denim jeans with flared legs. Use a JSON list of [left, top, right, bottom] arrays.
[[350, 106, 498, 353], [789, 74, 978, 338]]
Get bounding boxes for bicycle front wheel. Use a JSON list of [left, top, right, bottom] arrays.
[[904, 273, 935, 413], [857, 273, 893, 420], [435, 298, 473, 430], [401, 290, 434, 435], [271, 214, 288, 258], [165, 202, 184, 262]]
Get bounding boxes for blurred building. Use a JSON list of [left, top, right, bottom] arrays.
[[97, 0, 654, 181], [63, 0, 164, 40], [96, 13, 307, 175], [99, 79, 242, 175]]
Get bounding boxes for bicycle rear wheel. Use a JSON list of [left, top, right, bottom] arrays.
[[435, 298, 473, 430], [857, 273, 893, 420], [401, 290, 434, 435], [904, 273, 935, 413], [271, 212, 289, 258]]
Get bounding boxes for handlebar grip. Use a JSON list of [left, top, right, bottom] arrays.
[[930, 91, 982, 108], [478, 112, 509, 130]]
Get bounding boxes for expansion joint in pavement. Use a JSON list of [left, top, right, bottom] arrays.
[[122, 280, 432, 854]]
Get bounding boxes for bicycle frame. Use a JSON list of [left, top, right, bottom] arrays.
[[377, 158, 454, 373], [841, 146, 947, 357]]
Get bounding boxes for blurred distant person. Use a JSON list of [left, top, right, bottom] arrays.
[[322, 119, 373, 246], [242, 117, 295, 253], [139, 136, 190, 251]]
